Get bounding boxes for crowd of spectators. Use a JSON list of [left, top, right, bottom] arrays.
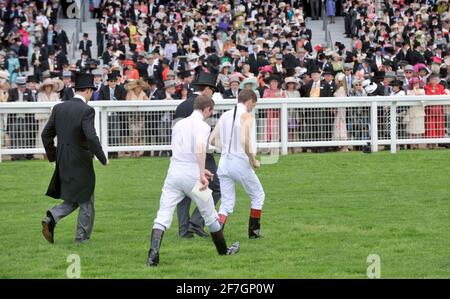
[[1, 0, 450, 158]]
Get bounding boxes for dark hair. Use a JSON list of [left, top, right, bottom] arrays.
[[74, 88, 93, 92], [238, 89, 258, 104], [194, 95, 215, 111]]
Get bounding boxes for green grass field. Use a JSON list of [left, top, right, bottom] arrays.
[[1, 150, 450, 278]]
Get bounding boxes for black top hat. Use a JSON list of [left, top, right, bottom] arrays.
[[192, 71, 218, 92], [237, 45, 248, 52], [178, 68, 193, 79], [308, 65, 321, 75], [107, 72, 119, 81], [322, 67, 334, 76], [27, 75, 39, 83], [74, 73, 96, 90]]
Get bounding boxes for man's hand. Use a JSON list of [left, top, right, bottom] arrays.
[[199, 175, 209, 191], [204, 169, 214, 180], [250, 157, 260, 170]]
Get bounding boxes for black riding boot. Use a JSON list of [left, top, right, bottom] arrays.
[[211, 230, 240, 255], [248, 217, 262, 239], [147, 228, 164, 266]]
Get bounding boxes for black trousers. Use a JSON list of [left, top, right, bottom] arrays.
[[176, 153, 221, 236]]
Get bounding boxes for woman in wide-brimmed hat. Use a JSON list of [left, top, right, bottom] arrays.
[[282, 77, 302, 153], [240, 77, 259, 94], [332, 73, 348, 151], [261, 74, 284, 152], [125, 78, 150, 157], [217, 62, 232, 91], [35, 78, 64, 148], [404, 77, 426, 148]]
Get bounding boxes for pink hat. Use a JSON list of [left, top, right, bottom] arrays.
[[413, 63, 428, 74], [258, 65, 273, 73], [409, 77, 423, 89]]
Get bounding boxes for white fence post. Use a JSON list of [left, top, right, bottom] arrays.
[[371, 101, 379, 153], [390, 101, 397, 154], [281, 103, 288, 155], [100, 107, 109, 158]]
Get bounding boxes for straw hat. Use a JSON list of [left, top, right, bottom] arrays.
[[282, 77, 300, 90], [39, 78, 64, 92], [126, 78, 150, 91]]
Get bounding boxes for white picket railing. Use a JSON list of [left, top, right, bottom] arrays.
[[1, 96, 450, 162]]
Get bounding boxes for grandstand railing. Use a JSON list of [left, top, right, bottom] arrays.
[[1, 96, 450, 162]]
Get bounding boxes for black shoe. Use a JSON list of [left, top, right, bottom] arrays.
[[211, 230, 240, 255], [41, 212, 55, 244], [249, 217, 262, 239], [188, 223, 209, 238], [147, 228, 164, 267], [179, 231, 194, 239]]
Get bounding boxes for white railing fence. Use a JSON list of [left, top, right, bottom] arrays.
[[1, 96, 450, 162]]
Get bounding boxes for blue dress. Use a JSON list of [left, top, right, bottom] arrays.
[[326, 0, 336, 17]]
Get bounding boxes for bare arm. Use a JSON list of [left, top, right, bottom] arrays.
[[241, 112, 260, 169], [208, 119, 221, 150]]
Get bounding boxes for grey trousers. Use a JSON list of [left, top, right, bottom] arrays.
[[49, 194, 95, 242], [310, 0, 320, 19], [176, 192, 221, 237]]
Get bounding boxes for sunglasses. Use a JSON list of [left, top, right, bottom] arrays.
[[354, 84, 362, 86]]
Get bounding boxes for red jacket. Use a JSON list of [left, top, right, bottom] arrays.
[[424, 83, 445, 96]]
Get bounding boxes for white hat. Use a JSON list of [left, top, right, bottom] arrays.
[[239, 77, 258, 90], [282, 77, 300, 90], [335, 72, 345, 82], [219, 62, 232, 72], [365, 82, 378, 94], [164, 80, 177, 89], [15, 77, 27, 85]]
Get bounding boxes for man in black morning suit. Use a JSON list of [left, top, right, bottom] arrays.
[[303, 66, 335, 152], [98, 72, 127, 159], [173, 72, 221, 238], [41, 73, 108, 245]]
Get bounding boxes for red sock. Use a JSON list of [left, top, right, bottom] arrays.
[[250, 209, 262, 219], [218, 214, 228, 225]]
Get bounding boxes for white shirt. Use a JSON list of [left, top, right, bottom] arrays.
[[171, 110, 210, 164], [217, 103, 256, 161], [74, 94, 87, 103]]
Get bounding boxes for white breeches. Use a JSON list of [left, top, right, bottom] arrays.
[[217, 155, 265, 217], [153, 162, 218, 229]]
